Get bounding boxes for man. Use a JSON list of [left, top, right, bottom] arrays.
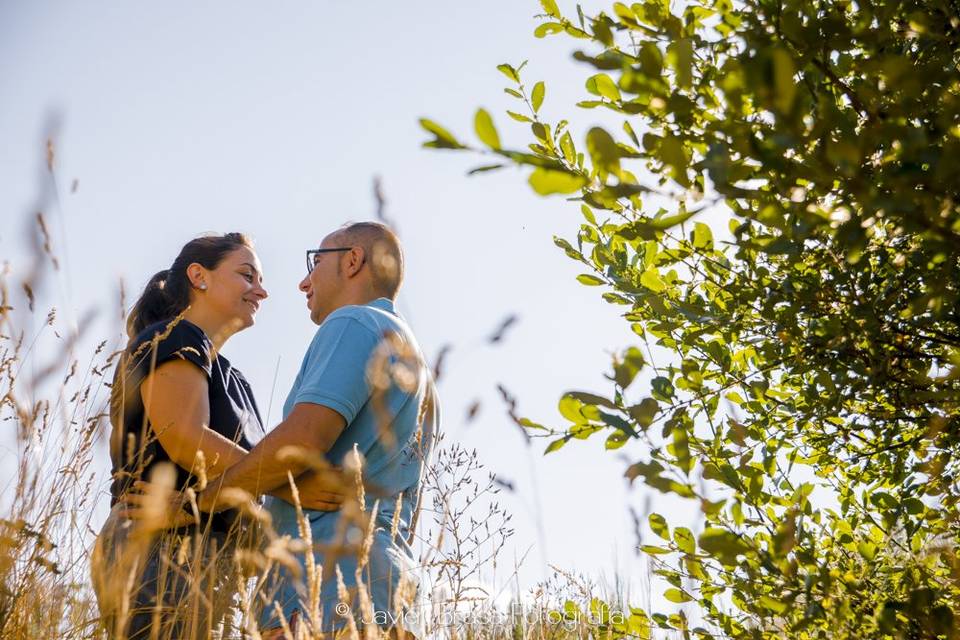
[[197, 221, 438, 636]]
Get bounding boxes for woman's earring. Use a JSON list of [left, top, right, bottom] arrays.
[[199, 283, 207, 291]]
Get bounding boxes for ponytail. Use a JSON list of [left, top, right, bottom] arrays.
[[127, 270, 173, 338]]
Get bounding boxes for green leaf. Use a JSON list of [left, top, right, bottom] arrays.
[[544, 437, 568, 454], [622, 208, 697, 241], [588, 73, 621, 101], [772, 48, 796, 113], [698, 528, 750, 566], [649, 513, 670, 540], [758, 595, 788, 615], [651, 376, 675, 401], [674, 527, 695, 554], [691, 222, 713, 250], [624, 459, 663, 484], [586, 126, 622, 176], [571, 423, 603, 439], [558, 393, 585, 422], [592, 17, 614, 46], [622, 122, 640, 148], [672, 423, 692, 475], [667, 38, 693, 89], [576, 100, 605, 109], [467, 164, 506, 175], [577, 273, 606, 286], [627, 608, 650, 638], [419, 118, 465, 149], [612, 2, 637, 23], [474, 108, 501, 149], [663, 588, 694, 603], [565, 391, 616, 407], [628, 398, 659, 429], [531, 122, 550, 143], [605, 430, 630, 450], [503, 151, 566, 170], [559, 131, 576, 163], [518, 417, 548, 431], [496, 63, 519, 83], [655, 206, 696, 229], [539, 0, 561, 18], [531, 81, 546, 112], [638, 42, 663, 78], [640, 269, 665, 292], [659, 135, 689, 186], [528, 168, 588, 195], [534, 22, 565, 38], [580, 204, 596, 224], [904, 497, 925, 515], [506, 110, 532, 123], [640, 544, 672, 555], [553, 236, 585, 261], [613, 346, 646, 388]]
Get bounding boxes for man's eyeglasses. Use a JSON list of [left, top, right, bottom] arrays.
[[306, 247, 352, 276]]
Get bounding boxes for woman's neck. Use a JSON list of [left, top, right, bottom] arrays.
[[182, 308, 235, 352]]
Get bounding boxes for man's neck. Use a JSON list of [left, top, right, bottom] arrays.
[[338, 287, 384, 309]]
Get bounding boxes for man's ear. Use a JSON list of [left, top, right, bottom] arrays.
[[345, 247, 366, 277]]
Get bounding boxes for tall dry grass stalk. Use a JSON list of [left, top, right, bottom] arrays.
[[0, 212, 116, 638]]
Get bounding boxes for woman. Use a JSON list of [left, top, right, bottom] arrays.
[[92, 232, 270, 639]]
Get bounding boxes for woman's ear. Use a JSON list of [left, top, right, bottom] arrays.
[[185, 263, 207, 290]]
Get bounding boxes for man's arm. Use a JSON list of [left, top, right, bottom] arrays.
[[196, 402, 346, 513]]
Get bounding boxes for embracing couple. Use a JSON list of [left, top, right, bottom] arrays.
[[92, 222, 437, 639]]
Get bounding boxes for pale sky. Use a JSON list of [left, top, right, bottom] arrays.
[[0, 0, 701, 605]]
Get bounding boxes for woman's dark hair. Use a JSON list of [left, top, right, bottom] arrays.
[[127, 232, 253, 338]]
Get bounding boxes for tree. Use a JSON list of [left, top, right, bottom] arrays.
[[423, 0, 960, 637]]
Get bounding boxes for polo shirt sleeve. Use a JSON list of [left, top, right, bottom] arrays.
[[293, 316, 381, 423]]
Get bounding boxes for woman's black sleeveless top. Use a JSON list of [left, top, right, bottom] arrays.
[[108, 318, 265, 533]]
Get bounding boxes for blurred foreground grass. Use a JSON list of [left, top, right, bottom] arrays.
[[0, 155, 656, 639]]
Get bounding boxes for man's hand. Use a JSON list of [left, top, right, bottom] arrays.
[[119, 480, 195, 532], [273, 467, 348, 511], [194, 402, 348, 513]]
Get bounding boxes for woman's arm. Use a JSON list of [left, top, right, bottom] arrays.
[[140, 360, 343, 510], [140, 359, 247, 479]]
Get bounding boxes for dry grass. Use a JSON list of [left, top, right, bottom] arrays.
[[0, 142, 651, 640], [0, 301, 644, 638]]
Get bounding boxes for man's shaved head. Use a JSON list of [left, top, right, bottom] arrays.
[[332, 221, 404, 299]]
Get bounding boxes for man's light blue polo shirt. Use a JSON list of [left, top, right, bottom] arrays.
[[264, 297, 438, 633]]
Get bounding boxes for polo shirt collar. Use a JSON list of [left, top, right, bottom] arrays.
[[368, 297, 396, 315]]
